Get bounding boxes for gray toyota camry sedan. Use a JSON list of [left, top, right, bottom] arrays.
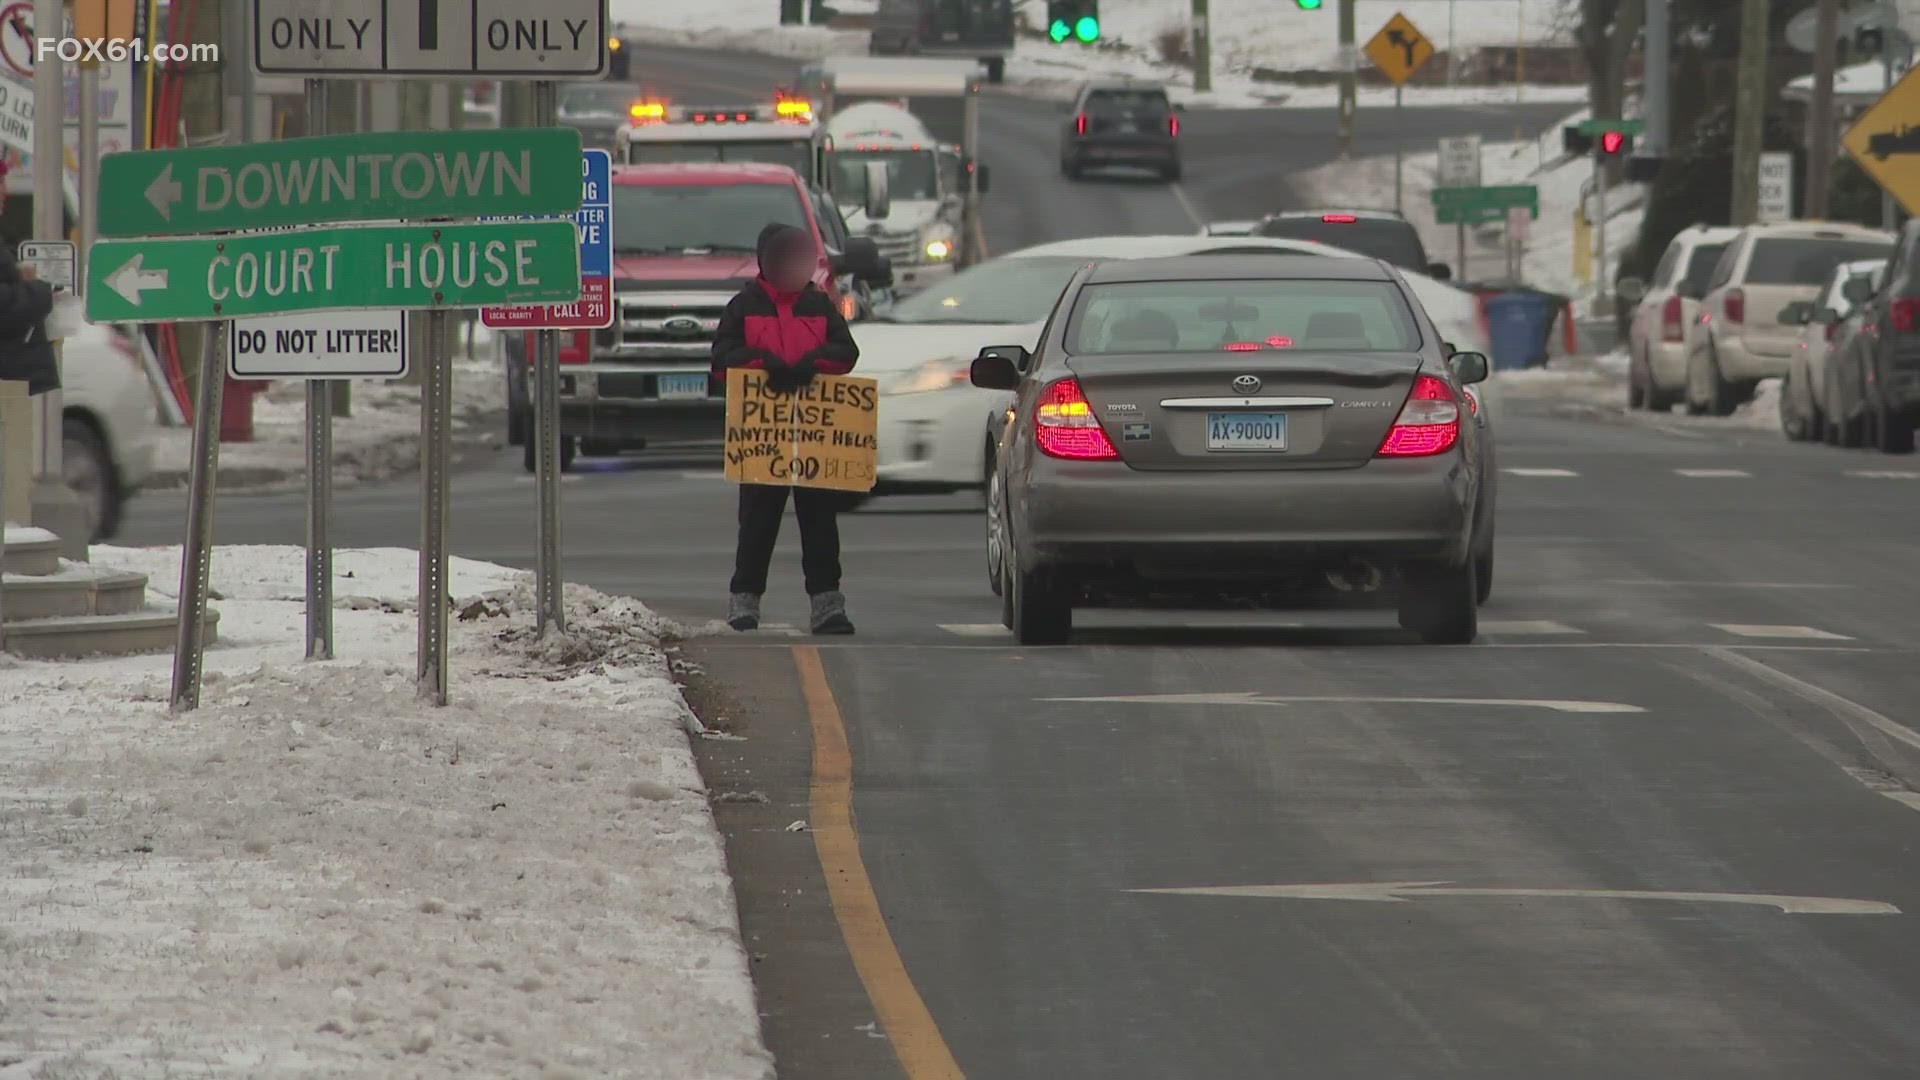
[[971, 254, 1494, 645]]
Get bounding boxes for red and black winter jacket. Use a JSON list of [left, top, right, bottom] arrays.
[[711, 278, 859, 378]]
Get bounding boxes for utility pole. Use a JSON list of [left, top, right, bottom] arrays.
[[1338, 0, 1355, 156], [1728, 0, 1768, 226], [29, 0, 85, 554], [1190, 0, 1211, 93], [1644, 0, 1670, 159], [1805, 0, 1839, 218]]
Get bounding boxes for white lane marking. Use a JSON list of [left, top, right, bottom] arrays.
[[1602, 580, 1851, 589], [1480, 620, 1584, 635], [1675, 468, 1751, 477], [1503, 467, 1578, 477], [1042, 692, 1642, 713], [1168, 182, 1205, 230], [1130, 881, 1898, 915], [939, 623, 1010, 636], [1710, 647, 1920, 752], [1712, 624, 1853, 640], [1846, 470, 1920, 478]]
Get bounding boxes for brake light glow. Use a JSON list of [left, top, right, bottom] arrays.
[[1723, 287, 1744, 324], [1034, 378, 1119, 460], [1322, 213, 1358, 223], [1075, 113, 1088, 136], [1169, 114, 1179, 137], [1223, 342, 1261, 351], [1376, 374, 1461, 457], [1661, 294, 1684, 341], [1266, 335, 1293, 348], [630, 101, 666, 121], [1891, 297, 1920, 332]]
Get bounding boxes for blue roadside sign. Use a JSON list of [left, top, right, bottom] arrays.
[[482, 149, 615, 330]]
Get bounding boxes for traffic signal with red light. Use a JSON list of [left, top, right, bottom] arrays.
[[1599, 130, 1631, 155]]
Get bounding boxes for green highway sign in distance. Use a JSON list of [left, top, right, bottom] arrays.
[[1431, 184, 1539, 216], [85, 220, 582, 322], [96, 128, 584, 238], [1577, 117, 1645, 136]]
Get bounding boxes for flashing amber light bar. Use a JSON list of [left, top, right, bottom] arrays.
[[630, 101, 667, 120], [776, 98, 814, 118]]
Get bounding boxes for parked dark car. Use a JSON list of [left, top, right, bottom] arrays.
[[1823, 218, 1920, 452], [1256, 209, 1450, 279], [1060, 81, 1183, 182], [869, 0, 1013, 82]]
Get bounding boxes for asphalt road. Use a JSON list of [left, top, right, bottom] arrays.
[[111, 48, 1920, 1079]]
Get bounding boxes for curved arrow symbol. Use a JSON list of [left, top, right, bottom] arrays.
[[1131, 882, 1899, 915], [145, 163, 182, 221], [105, 254, 168, 306]]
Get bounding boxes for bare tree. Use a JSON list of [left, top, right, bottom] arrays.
[[1579, 0, 1648, 122]]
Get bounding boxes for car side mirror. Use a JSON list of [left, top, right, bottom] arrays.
[[970, 346, 1028, 389], [1778, 300, 1814, 325], [1173, 101, 1187, 112], [1616, 276, 1647, 304], [863, 161, 891, 221], [843, 237, 891, 287], [1426, 261, 1452, 281], [1842, 277, 1875, 304], [1449, 351, 1489, 384]]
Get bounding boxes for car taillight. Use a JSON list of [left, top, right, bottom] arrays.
[[1168, 114, 1179, 137], [1034, 377, 1119, 460], [1075, 113, 1087, 136], [1891, 297, 1920, 332], [1661, 294, 1684, 341], [1376, 374, 1461, 457], [1322, 213, 1358, 223], [1723, 287, 1744, 324], [559, 330, 591, 363]]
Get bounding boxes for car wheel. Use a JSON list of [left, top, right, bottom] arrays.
[[1396, 559, 1478, 645], [507, 406, 528, 446], [1834, 410, 1866, 448], [984, 57, 1005, 83], [1628, 354, 1649, 409], [985, 451, 1004, 597], [62, 416, 117, 541], [522, 434, 577, 473], [1693, 348, 1740, 416], [1011, 565, 1071, 645], [1683, 350, 1711, 415], [1474, 543, 1493, 606], [1875, 406, 1916, 453], [1061, 159, 1081, 180], [1780, 371, 1809, 440]]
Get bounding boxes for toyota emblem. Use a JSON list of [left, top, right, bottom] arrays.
[[661, 315, 702, 336], [1232, 374, 1262, 394]]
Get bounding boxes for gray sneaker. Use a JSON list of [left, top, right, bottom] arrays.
[[727, 593, 761, 631], [809, 591, 853, 635]]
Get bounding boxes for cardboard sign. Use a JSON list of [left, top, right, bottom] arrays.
[[724, 368, 878, 492]]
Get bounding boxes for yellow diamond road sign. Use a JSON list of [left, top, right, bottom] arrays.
[[1365, 12, 1435, 86], [1844, 63, 1920, 216]]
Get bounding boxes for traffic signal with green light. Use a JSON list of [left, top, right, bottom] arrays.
[[1047, 0, 1099, 42], [1297, 0, 1324, 8]]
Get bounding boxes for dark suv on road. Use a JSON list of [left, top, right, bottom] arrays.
[[1060, 81, 1183, 182], [1256, 209, 1451, 279], [1825, 217, 1920, 452]]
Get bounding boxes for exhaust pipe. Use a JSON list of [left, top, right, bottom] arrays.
[[1324, 564, 1384, 593]]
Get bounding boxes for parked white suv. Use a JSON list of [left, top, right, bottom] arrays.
[[1681, 221, 1894, 415], [1621, 224, 1740, 411]]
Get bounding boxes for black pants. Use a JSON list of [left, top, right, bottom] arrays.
[[730, 483, 842, 596]]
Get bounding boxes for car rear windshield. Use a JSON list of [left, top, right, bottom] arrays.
[[1683, 244, 1727, 293], [1086, 89, 1169, 111], [613, 183, 809, 254], [1066, 279, 1422, 353], [1745, 237, 1894, 285], [623, 140, 815, 178], [1255, 217, 1428, 270]]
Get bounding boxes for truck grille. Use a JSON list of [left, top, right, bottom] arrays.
[[872, 233, 918, 264], [596, 290, 734, 359]]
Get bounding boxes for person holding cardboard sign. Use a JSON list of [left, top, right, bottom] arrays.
[[713, 223, 861, 634]]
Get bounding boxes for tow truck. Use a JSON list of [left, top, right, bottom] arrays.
[[613, 97, 831, 188], [824, 101, 965, 293]]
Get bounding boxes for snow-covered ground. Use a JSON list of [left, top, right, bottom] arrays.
[[0, 546, 773, 1078], [613, 0, 1589, 109], [1485, 350, 1787, 436], [1295, 105, 1644, 299], [150, 327, 509, 491]]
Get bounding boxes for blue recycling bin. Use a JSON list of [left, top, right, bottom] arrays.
[[1482, 290, 1559, 371]]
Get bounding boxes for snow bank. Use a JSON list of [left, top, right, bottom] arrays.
[[1294, 106, 1644, 299], [613, 0, 1587, 109], [1732, 377, 1786, 433], [151, 329, 508, 492], [0, 546, 774, 1078]]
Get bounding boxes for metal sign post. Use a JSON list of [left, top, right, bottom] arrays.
[[304, 77, 333, 660], [1393, 84, 1403, 213], [171, 324, 227, 712], [531, 79, 565, 635], [418, 308, 450, 702]]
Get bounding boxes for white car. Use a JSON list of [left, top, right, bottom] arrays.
[[1779, 258, 1885, 441], [1622, 224, 1740, 411], [857, 234, 1495, 498], [1198, 220, 1260, 236], [61, 322, 161, 539]]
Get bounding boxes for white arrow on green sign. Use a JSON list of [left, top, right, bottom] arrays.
[[85, 220, 582, 322], [96, 128, 584, 238]]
